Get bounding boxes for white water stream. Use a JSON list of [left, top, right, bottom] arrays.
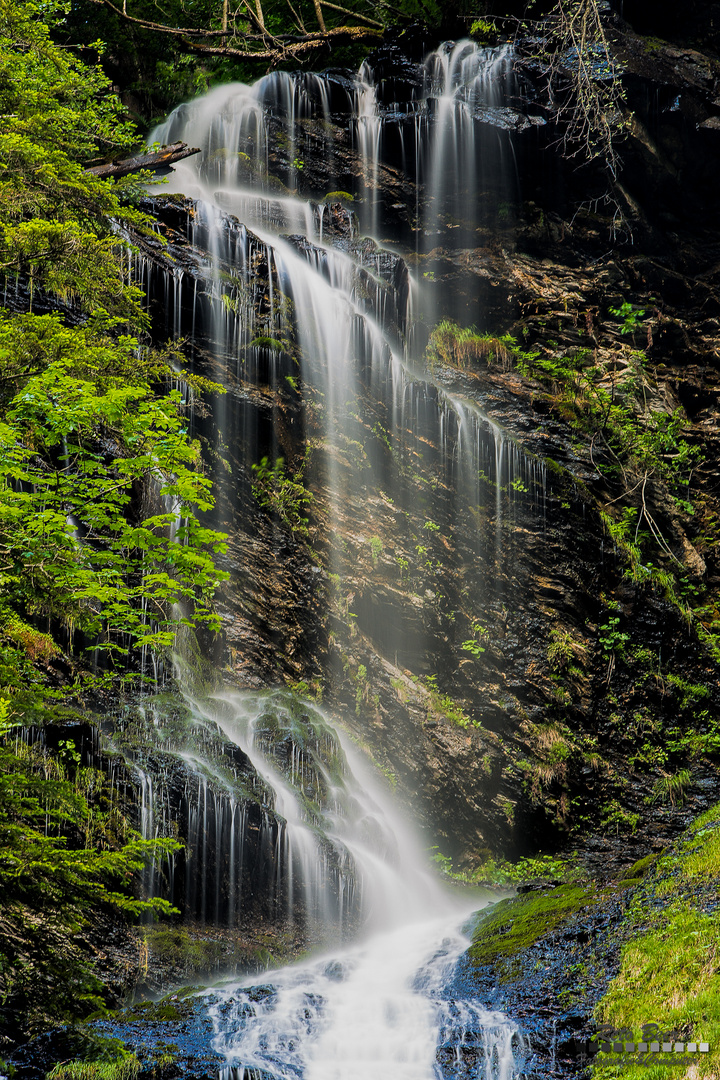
[[185, 690, 524, 1079]]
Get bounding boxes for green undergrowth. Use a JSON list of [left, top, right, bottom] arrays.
[[593, 803, 720, 1078], [251, 455, 313, 538], [421, 674, 476, 728], [466, 808, 720, 1075], [473, 851, 587, 886], [426, 321, 515, 371], [0, 0, 231, 1041], [48, 1059, 141, 1080], [140, 926, 279, 986], [141, 927, 261, 982], [470, 883, 597, 976]]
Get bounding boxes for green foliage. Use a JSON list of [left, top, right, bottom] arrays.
[[0, 0, 153, 322], [598, 613, 630, 658], [547, 628, 575, 671], [249, 335, 286, 352], [469, 18, 495, 42], [462, 618, 488, 659], [599, 798, 640, 835], [609, 301, 646, 337], [509, 327, 705, 628], [651, 769, 691, 806], [474, 852, 584, 886], [0, 1, 228, 1038], [429, 846, 457, 877], [0, 703, 181, 1031], [0, 2, 134, 161], [354, 663, 367, 714], [395, 555, 409, 583], [425, 320, 514, 371], [153, 56, 209, 107], [665, 673, 710, 710], [422, 674, 474, 728], [48, 1058, 141, 1080], [0, 314, 227, 654], [251, 456, 313, 537], [369, 535, 383, 564], [0, 0, 228, 668]]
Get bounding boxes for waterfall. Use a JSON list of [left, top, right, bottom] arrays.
[[116, 39, 548, 1076], [189, 690, 524, 1078], [146, 41, 545, 588], [114, 686, 527, 1073]]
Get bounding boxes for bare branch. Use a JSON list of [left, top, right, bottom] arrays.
[[90, 0, 383, 61], [528, 0, 627, 182], [90, 0, 235, 36], [283, 0, 306, 34], [319, 1, 382, 28], [312, 0, 326, 32]]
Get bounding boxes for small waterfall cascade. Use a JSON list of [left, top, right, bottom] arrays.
[[357, 41, 521, 250], [118, 689, 404, 937], [210, 917, 523, 1080]]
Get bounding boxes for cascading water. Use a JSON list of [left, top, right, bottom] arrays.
[[144, 39, 545, 586], [119, 38, 549, 1076], [157, 689, 525, 1078]]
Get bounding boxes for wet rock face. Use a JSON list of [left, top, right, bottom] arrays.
[[129, 19, 720, 882]]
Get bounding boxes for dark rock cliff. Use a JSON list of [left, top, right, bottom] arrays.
[[128, 11, 720, 884]]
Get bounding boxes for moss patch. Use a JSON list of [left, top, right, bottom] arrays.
[[593, 803, 720, 1079], [622, 853, 657, 880], [142, 926, 273, 978], [469, 883, 597, 970]]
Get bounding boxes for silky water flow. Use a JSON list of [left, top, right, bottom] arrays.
[[134, 40, 541, 1078]]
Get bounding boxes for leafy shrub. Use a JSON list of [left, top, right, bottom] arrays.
[[251, 456, 312, 537]]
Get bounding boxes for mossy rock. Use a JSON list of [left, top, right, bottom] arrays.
[[469, 883, 597, 969], [620, 852, 658, 883], [124, 997, 189, 1023], [142, 927, 240, 975], [543, 456, 566, 476]]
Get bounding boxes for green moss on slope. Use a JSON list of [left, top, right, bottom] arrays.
[[470, 884, 597, 973], [593, 804, 720, 1079]]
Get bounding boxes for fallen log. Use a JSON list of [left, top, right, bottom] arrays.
[[86, 142, 201, 180]]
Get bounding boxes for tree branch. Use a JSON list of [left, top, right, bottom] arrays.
[[179, 23, 383, 62], [91, 0, 383, 58], [85, 142, 201, 179], [319, 1, 382, 28], [311, 0, 326, 32], [90, 0, 235, 37]]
